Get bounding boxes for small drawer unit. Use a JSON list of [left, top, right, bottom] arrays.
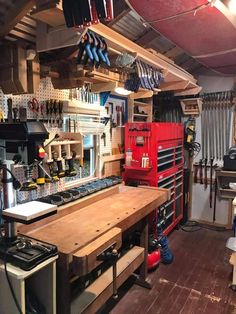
[[123, 122, 184, 234]]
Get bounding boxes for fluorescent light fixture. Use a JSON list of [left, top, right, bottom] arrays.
[[229, 0, 236, 14], [114, 87, 132, 96]]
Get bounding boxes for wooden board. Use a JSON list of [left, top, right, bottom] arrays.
[[73, 227, 122, 276], [22, 186, 168, 255], [0, 44, 27, 94], [71, 246, 144, 314]]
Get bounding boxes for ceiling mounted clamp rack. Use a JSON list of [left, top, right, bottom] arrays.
[[32, 1, 201, 95]]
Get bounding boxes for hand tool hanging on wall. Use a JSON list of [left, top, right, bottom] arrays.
[[62, 0, 114, 27], [213, 177, 217, 222], [201, 91, 234, 210], [66, 151, 77, 177], [199, 159, 203, 184], [7, 98, 13, 123], [209, 94, 214, 208], [204, 95, 209, 189]]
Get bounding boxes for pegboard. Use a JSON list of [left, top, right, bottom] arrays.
[[0, 78, 69, 120], [0, 78, 124, 202]]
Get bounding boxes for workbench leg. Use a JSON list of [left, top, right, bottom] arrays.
[[57, 255, 71, 314], [135, 217, 152, 290]]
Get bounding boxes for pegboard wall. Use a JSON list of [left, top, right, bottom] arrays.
[[0, 78, 124, 203], [0, 78, 70, 120]]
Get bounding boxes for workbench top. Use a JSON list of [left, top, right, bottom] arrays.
[[22, 186, 168, 255]]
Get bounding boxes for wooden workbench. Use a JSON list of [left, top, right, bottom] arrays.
[[20, 185, 168, 314]]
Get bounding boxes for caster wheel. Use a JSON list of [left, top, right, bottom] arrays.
[[229, 284, 236, 291]]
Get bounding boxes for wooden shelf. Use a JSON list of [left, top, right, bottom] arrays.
[[134, 101, 150, 107], [71, 246, 144, 314], [124, 165, 152, 171], [48, 140, 81, 146], [133, 113, 148, 117], [128, 97, 153, 122], [218, 188, 236, 199], [216, 169, 236, 177], [32, 2, 201, 95], [103, 154, 125, 162]]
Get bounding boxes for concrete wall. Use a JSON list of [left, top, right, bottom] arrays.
[[191, 75, 235, 225]]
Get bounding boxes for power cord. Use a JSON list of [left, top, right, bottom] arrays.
[[4, 247, 24, 314], [0, 164, 25, 314], [184, 141, 201, 158], [180, 220, 229, 233]]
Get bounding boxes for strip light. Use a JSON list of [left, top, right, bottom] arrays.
[[229, 0, 236, 14]]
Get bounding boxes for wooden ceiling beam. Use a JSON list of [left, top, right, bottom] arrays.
[[0, 0, 35, 38]]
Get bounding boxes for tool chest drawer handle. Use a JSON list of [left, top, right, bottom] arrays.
[[159, 179, 175, 188], [158, 147, 175, 153], [175, 182, 183, 188], [158, 173, 175, 183], [158, 153, 174, 160], [158, 159, 174, 167], [175, 193, 183, 200], [175, 156, 183, 161]]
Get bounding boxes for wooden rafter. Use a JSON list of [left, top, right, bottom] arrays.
[[0, 0, 35, 38]]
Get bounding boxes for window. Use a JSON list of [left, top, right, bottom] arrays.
[[65, 134, 97, 185]]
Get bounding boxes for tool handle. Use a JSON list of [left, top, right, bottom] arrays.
[[91, 0, 100, 24], [193, 164, 198, 183], [199, 160, 203, 184], [62, 0, 74, 27], [7, 98, 13, 122], [112, 249, 118, 299], [105, 0, 114, 21], [97, 47, 106, 63], [204, 158, 208, 189], [213, 178, 217, 222], [85, 43, 94, 61], [95, 0, 107, 19], [37, 165, 45, 185], [72, 0, 83, 26], [209, 158, 214, 208]]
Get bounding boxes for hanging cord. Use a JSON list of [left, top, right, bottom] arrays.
[[142, 1, 211, 25], [180, 220, 230, 232], [4, 248, 24, 314]]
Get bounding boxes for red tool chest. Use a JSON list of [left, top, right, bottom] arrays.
[[123, 122, 184, 235]]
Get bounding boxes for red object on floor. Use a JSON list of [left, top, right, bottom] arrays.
[[148, 250, 161, 271]]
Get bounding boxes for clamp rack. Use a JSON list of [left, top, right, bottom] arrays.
[[123, 122, 184, 235]]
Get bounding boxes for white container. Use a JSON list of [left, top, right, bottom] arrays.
[[126, 148, 132, 167]]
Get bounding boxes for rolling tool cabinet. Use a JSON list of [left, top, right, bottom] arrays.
[[123, 122, 184, 235]]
